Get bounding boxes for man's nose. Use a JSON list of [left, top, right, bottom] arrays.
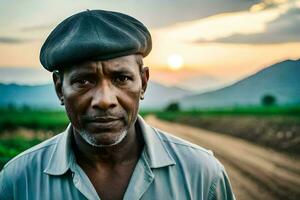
[[91, 80, 117, 110]]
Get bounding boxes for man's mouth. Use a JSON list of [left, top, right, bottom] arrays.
[[83, 116, 123, 130], [88, 117, 120, 122]]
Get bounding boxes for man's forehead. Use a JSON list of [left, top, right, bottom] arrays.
[[64, 55, 139, 75]]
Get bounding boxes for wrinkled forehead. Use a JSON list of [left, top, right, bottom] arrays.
[[63, 54, 141, 75]]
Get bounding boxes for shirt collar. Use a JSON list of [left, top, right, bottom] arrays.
[[44, 115, 175, 175], [44, 124, 74, 175], [136, 115, 175, 168]]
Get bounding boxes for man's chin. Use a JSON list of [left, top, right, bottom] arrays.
[[78, 130, 128, 147]]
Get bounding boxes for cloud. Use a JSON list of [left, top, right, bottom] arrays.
[[195, 7, 300, 44], [134, 0, 262, 27], [0, 0, 262, 30], [250, 0, 293, 12], [0, 37, 33, 44]]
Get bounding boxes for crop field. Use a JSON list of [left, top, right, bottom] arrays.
[[0, 108, 69, 131]]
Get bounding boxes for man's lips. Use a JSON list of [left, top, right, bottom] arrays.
[[83, 116, 123, 129], [87, 117, 120, 123]]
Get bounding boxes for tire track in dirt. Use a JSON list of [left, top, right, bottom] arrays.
[[145, 116, 300, 200]]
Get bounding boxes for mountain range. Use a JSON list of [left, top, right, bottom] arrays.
[[179, 59, 300, 109]]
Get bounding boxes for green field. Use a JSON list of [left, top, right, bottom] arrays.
[[0, 108, 69, 131], [1, 106, 299, 169], [143, 105, 300, 121], [1, 106, 299, 131]]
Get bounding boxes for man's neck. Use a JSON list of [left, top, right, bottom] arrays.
[[72, 123, 144, 170]]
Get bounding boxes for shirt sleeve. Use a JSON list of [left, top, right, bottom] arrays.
[[0, 168, 13, 200], [207, 165, 236, 200]]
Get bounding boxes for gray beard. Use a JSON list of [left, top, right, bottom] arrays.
[[78, 129, 128, 147]]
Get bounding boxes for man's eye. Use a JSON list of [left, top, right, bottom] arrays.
[[115, 75, 130, 83], [74, 79, 92, 86]]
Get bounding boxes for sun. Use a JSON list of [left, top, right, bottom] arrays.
[[167, 54, 184, 70]]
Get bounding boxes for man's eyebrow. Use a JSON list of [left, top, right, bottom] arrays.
[[109, 69, 134, 74], [68, 70, 96, 78], [107, 65, 136, 74]]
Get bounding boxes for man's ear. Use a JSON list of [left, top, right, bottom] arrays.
[[52, 71, 64, 105], [140, 67, 149, 98]]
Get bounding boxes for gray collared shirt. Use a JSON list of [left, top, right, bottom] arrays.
[[0, 116, 235, 200]]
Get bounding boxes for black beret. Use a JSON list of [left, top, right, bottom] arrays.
[[40, 9, 152, 71]]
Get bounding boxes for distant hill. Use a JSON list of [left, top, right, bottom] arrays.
[[179, 59, 300, 109], [0, 81, 193, 110], [176, 74, 226, 92], [0, 83, 60, 109], [141, 81, 193, 109]]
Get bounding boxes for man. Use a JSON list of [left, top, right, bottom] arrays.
[[0, 10, 235, 200]]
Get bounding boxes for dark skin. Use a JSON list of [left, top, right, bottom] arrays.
[[53, 55, 149, 200]]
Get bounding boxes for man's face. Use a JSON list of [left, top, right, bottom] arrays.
[[54, 55, 149, 147]]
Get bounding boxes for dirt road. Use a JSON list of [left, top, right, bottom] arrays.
[[145, 116, 300, 200]]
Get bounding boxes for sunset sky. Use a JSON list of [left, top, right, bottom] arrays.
[[0, 0, 299, 90]]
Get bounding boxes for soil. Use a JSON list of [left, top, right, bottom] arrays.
[[163, 115, 300, 155], [146, 116, 300, 200]]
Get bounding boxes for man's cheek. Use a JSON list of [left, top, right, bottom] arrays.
[[64, 101, 82, 127]]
